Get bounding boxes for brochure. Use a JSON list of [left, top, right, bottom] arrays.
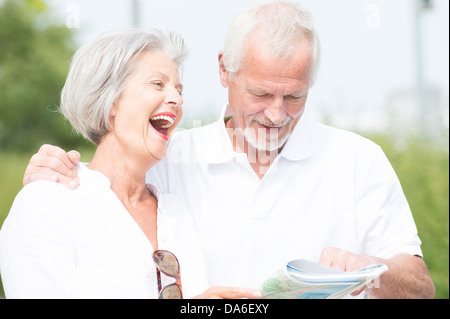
[[260, 259, 388, 299]]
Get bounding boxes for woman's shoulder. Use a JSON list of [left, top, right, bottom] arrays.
[[8, 180, 80, 223], [18, 180, 77, 204]]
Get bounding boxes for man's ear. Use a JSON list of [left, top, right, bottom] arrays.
[[218, 52, 230, 88]]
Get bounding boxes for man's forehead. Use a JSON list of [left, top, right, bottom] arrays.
[[239, 49, 312, 88], [242, 71, 310, 94], [246, 83, 308, 95]]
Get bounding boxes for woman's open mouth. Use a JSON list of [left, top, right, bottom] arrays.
[[149, 113, 176, 141]]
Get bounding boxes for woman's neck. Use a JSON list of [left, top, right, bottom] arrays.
[[88, 138, 157, 206]]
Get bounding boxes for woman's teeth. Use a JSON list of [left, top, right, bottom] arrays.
[[150, 115, 175, 129], [150, 115, 175, 128]]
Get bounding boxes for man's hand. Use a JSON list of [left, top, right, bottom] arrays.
[[319, 246, 378, 272], [319, 246, 379, 296], [319, 246, 435, 298], [23, 144, 81, 189]]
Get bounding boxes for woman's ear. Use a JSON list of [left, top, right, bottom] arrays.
[[218, 52, 230, 88], [108, 103, 118, 130], [110, 106, 117, 117], [110, 100, 119, 117]]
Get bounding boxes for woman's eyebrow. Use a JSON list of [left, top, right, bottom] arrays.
[[175, 83, 184, 92], [145, 71, 168, 80]]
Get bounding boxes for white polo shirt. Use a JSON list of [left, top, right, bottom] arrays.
[[147, 105, 422, 289], [0, 163, 208, 299]]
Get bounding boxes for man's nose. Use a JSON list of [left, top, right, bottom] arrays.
[[264, 97, 286, 124]]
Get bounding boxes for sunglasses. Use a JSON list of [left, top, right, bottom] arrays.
[[152, 250, 183, 299]]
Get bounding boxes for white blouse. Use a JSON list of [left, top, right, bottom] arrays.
[[0, 163, 208, 299]]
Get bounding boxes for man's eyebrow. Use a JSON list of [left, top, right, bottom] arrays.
[[247, 87, 308, 96], [286, 90, 308, 97], [246, 87, 270, 95]]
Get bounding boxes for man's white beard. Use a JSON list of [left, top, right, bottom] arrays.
[[243, 115, 292, 152]]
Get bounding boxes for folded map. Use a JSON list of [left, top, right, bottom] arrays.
[[260, 259, 388, 299]]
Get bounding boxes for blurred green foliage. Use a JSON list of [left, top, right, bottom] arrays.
[[0, 0, 87, 151], [366, 133, 449, 299]]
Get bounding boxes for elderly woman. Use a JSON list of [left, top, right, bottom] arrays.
[[0, 29, 259, 299]]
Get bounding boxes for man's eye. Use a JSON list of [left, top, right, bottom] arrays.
[[286, 95, 303, 101]]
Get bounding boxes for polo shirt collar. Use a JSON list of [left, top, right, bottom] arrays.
[[203, 104, 314, 163], [279, 114, 314, 161], [201, 104, 237, 164]]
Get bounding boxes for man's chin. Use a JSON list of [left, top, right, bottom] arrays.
[[245, 134, 290, 152]]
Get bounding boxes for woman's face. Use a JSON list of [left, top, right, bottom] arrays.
[[109, 51, 183, 162]]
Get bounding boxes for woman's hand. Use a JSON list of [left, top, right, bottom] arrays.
[[192, 286, 262, 299]]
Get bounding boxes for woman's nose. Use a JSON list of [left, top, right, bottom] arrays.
[[165, 86, 183, 107]]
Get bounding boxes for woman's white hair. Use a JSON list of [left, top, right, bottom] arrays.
[[221, 1, 320, 84], [60, 29, 187, 145]]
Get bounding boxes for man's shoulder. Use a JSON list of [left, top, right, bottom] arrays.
[[310, 119, 380, 149]]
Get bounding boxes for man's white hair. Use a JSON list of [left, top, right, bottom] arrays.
[[60, 29, 187, 145], [221, 1, 320, 84]]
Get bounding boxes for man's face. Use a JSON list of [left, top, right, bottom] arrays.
[[220, 39, 312, 152]]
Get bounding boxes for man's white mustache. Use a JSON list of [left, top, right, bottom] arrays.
[[251, 115, 293, 127]]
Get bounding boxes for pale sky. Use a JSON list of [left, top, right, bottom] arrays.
[[45, 0, 449, 133]]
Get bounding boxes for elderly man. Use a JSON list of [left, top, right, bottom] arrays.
[[22, 2, 434, 298]]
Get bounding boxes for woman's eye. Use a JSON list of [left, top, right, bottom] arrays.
[[150, 81, 164, 89]]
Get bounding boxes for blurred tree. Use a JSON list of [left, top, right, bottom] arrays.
[[0, 0, 87, 152]]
